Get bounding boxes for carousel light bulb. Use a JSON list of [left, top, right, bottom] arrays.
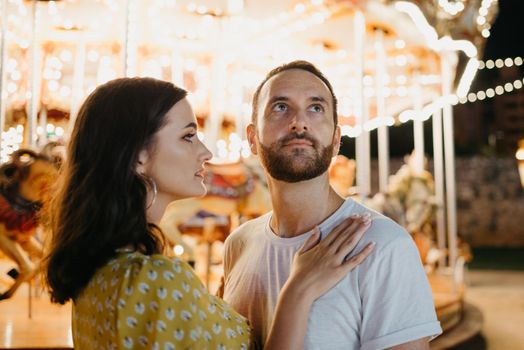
[[481, 29, 490, 38], [495, 86, 504, 95], [395, 55, 407, 66], [515, 57, 523, 66], [47, 80, 59, 91], [485, 60, 495, 69], [514, 80, 523, 89], [467, 93, 477, 102], [63, 19, 74, 30], [486, 88, 495, 98], [505, 58, 513, 67], [495, 59, 504, 68], [174, 245, 184, 256], [477, 91, 486, 100], [196, 5, 207, 14], [396, 87, 408, 96], [10, 70, 21, 81], [60, 49, 73, 62], [504, 83, 514, 92], [241, 148, 251, 158], [87, 50, 99, 62], [7, 82, 17, 94], [478, 60, 485, 69], [43, 68, 54, 80], [19, 40, 29, 49], [477, 16, 486, 25], [294, 3, 306, 13], [395, 39, 406, 49], [187, 3, 197, 12], [60, 86, 71, 97]]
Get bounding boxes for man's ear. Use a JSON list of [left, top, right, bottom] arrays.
[[136, 149, 149, 173], [332, 125, 341, 156], [247, 124, 258, 156]]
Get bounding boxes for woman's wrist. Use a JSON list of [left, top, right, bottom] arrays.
[[280, 277, 316, 305]]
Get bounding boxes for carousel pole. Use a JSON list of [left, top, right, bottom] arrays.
[[354, 10, 370, 198], [70, 37, 86, 128], [413, 73, 425, 174], [432, 106, 447, 267], [123, 0, 138, 77], [27, 0, 41, 147], [441, 51, 458, 268], [375, 29, 389, 193], [171, 46, 183, 85], [207, 54, 227, 156], [0, 0, 8, 154]]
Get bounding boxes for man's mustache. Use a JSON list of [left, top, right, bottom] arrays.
[[278, 132, 318, 147]]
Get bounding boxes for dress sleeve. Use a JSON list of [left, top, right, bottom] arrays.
[[116, 255, 251, 349], [359, 235, 442, 350]]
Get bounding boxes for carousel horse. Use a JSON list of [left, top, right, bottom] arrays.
[[0, 148, 59, 300], [160, 159, 271, 261], [328, 155, 356, 197], [366, 151, 439, 265]]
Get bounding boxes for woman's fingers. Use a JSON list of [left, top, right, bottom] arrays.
[[328, 215, 370, 252], [298, 226, 321, 254], [321, 214, 363, 247], [334, 219, 372, 258], [340, 242, 376, 271]]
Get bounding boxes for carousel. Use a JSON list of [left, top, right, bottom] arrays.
[[0, 0, 502, 348]]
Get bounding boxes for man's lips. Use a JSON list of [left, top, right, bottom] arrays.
[[283, 139, 314, 147]]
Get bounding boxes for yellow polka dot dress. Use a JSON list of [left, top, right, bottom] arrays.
[[73, 251, 251, 350]]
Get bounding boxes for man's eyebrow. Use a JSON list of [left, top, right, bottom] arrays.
[[310, 96, 328, 104], [268, 96, 289, 104]]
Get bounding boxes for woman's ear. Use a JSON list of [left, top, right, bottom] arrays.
[[136, 149, 149, 173]]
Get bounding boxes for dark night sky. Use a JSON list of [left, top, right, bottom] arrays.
[[483, 0, 524, 60]]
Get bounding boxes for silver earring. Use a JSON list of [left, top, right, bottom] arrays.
[[142, 175, 157, 209]]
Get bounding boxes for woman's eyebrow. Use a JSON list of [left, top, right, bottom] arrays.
[[183, 122, 198, 129]]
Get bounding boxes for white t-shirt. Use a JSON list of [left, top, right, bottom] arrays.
[[223, 198, 442, 350]]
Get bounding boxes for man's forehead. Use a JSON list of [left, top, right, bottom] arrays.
[[260, 69, 332, 102]]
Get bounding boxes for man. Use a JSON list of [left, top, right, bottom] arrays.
[[222, 60, 442, 349]]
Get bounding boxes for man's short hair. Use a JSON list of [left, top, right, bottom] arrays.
[[251, 60, 338, 126]]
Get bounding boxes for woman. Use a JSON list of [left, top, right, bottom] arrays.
[[45, 77, 373, 349]]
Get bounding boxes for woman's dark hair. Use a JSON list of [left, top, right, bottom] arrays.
[[45, 77, 187, 304]]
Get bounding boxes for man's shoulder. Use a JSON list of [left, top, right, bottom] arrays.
[[225, 212, 271, 246], [343, 199, 414, 252]]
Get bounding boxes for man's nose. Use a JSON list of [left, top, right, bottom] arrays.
[[289, 111, 308, 132]]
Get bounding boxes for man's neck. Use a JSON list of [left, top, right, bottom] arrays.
[[267, 172, 345, 238]]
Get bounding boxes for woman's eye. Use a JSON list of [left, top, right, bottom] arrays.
[[273, 103, 288, 112], [183, 133, 196, 142]]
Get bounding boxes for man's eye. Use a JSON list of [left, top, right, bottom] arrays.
[[309, 104, 324, 113], [273, 103, 288, 112]]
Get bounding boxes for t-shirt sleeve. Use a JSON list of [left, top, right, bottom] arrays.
[[359, 233, 442, 350]]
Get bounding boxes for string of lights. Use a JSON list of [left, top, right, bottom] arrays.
[[478, 56, 523, 70]]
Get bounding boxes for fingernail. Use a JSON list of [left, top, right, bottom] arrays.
[[350, 214, 360, 219], [368, 241, 376, 248]]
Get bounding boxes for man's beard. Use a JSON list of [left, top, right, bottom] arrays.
[[258, 132, 334, 183]]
